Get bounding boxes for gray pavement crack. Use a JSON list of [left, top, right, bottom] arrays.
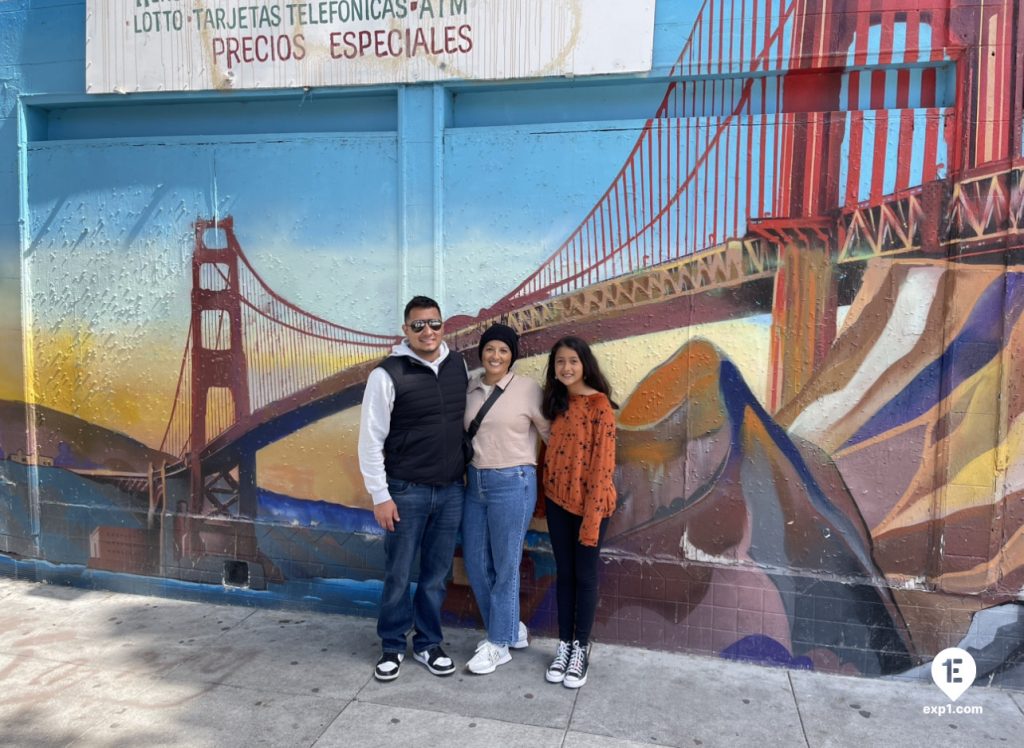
[[788, 670, 811, 748], [559, 687, 579, 747], [308, 697, 356, 747]]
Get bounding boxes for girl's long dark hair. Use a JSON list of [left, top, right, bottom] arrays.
[[542, 336, 618, 419]]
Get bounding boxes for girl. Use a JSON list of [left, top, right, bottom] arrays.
[[541, 336, 617, 689], [463, 324, 550, 675]]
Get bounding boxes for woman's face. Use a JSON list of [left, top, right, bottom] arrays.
[[553, 345, 584, 391], [481, 341, 513, 379]]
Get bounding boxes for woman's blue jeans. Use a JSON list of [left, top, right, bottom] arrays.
[[377, 479, 464, 654], [463, 465, 537, 646]]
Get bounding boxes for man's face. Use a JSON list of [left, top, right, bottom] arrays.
[[403, 306, 444, 361]]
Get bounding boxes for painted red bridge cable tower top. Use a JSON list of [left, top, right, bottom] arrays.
[[159, 0, 1021, 471], [160, 217, 400, 461]]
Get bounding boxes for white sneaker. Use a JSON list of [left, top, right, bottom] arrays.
[[511, 621, 530, 649], [466, 641, 511, 674], [476, 621, 529, 651]]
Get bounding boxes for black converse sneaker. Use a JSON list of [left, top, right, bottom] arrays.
[[374, 651, 404, 681], [563, 640, 589, 688], [545, 640, 572, 683]]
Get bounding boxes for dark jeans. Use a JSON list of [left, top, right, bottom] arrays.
[[378, 479, 464, 653], [545, 497, 609, 646]]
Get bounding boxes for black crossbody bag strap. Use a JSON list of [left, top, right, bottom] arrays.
[[466, 376, 510, 439]]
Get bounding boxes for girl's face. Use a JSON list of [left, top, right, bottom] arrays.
[[554, 346, 585, 392], [481, 341, 513, 379]]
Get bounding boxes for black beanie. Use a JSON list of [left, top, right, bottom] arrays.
[[478, 323, 520, 366]]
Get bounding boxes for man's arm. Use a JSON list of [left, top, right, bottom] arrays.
[[358, 367, 401, 530]]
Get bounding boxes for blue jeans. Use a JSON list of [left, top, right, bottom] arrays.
[[463, 465, 537, 646], [378, 479, 464, 653]]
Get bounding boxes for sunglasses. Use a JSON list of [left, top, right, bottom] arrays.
[[407, 318, 443, 333]]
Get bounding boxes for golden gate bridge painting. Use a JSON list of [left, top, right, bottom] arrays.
[[6, 0, 1024, 681]]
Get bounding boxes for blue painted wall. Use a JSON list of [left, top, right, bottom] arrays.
[[3, 0, 1024, 685]]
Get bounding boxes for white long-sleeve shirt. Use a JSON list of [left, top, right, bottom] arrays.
[[357, 340, 458, 505]]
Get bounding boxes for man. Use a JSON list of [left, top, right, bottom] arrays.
[[358, 295, 467, 681]]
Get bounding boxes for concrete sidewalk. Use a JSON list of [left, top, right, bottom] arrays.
[[0, 577, 1021, 747]]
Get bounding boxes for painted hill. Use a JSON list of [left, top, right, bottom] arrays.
[[777, 261, 1024, 600], [609, 339, 913, 675], [0, 399, 171, 472]]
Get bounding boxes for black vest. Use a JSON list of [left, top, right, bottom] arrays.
[[378, 352, 467, 485]]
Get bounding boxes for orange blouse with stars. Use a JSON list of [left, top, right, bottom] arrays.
[[543, 392, 617, 547]]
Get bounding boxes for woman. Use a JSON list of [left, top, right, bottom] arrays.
[[541, 336, 617, 689], [463, 323, 550, 675]]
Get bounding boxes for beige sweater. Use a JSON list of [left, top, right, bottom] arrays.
[[465, 371, 550, 468]]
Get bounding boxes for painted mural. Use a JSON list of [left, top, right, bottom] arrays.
[[2, 0, 1023, 687]]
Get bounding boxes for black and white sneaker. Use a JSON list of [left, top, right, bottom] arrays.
[[563, 640, 589, 688], [413, 645, 456, 676], [545, 640, 572, 683], [374, 651, 404, 681]]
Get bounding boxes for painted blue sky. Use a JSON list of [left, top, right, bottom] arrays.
[[26, 4, 704, 338]]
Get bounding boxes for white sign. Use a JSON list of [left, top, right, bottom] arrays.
[[930, 647, 977, 702], [86, 1, 656, 93]]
